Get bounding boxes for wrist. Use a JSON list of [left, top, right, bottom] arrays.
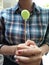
[[40, 44, 49, 56], [0, 45, 18, 55], [11, 45, 18, 55]]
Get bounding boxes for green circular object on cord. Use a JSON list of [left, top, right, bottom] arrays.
[[21, 10, 30, 20]]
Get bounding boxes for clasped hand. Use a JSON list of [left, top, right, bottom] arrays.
[[14, 40, 42, 65]]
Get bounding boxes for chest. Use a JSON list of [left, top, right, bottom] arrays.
[[4, 14, 48, 44]]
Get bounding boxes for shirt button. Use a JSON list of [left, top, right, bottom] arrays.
[[25, 31, 27, 34]]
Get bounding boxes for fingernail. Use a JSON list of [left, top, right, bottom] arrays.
[[16, 59, 19, 62], [16, 59, 19, 64], [14, 55, 17, 58], [18, 50, 22, 54]]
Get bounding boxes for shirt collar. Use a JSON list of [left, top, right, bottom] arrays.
[[13, 2, 40, 14], [12, 2, 21, 14], [31, 3, 40, 15]]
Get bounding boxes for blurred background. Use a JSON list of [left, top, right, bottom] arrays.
[[0, 0, 49, 10], [0, 0, 18, 10]]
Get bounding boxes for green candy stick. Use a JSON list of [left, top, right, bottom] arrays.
[[21, 10, 30, 21]]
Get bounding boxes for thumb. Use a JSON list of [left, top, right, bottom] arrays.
[[25, 40, 36, 46]]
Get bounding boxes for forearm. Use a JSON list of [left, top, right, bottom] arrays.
[[40, 44, 49, 55], [0, 45, 18, 55]]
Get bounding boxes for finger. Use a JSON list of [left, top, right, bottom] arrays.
[[25, 40, 36, 46], [16, 44, 30, 55], [16, 60, 41, 65], [16, 60, 28, 65], [17, 40, 36, 50], [16, 47, 41, 56], [17, 44, 29, 50], [16, 56, 30, 63], [15, 55, 42, 63]]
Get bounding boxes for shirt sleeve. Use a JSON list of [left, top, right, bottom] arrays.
[[39, 22, 49, 47], [44, 22, 49, 46], [0, 10, 5, 45]]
